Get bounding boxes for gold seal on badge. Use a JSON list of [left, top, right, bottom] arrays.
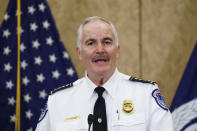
[[122, 99, 134, 114]]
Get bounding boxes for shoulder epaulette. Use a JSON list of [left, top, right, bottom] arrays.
[[129, 76, 156, 85], [50, 83, 73, 95]]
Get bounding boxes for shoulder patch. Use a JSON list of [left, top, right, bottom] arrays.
[[152, 89, 168, 111], [50, 83, 73, 95], [129, 76, 156, 85]]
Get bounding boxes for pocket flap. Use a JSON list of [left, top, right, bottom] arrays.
[[112, 113, 145, 127]]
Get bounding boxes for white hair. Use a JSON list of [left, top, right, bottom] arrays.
[[77, 16, 119, 50]]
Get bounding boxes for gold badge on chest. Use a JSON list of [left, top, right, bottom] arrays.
[[122, 99, 134, 114]]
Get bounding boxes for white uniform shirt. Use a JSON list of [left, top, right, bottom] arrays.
[[35, 69, 174, 131]]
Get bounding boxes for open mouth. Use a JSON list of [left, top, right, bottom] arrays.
[[92, 56, 109, 63]]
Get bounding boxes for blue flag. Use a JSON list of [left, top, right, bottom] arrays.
[[170, 42, 197, 131], [0, 0, 78, 130]]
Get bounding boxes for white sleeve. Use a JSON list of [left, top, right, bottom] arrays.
[[35, 100, 52, 131], [147, 84, 174, 131]]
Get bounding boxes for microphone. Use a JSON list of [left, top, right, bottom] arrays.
[[88, 114, 94, 131]]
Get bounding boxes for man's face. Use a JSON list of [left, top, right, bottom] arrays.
[[76, 20, 120, 77]]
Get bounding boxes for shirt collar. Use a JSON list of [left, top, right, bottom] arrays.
[[85, 68, 120, 100], [103, 68, 119, 98], [85, 73, 97, 101]]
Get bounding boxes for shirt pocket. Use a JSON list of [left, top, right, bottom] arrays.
[[112, 113, 146, 131], [55, 118, 88, 131]]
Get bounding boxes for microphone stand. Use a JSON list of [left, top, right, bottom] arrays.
[[88, 114, 94, 131]]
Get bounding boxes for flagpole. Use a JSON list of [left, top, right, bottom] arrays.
[[15, 0, 21, 130]]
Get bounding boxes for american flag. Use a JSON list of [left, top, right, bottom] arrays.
[[170, 42, 197, 131], [0, 0, 78, 130]]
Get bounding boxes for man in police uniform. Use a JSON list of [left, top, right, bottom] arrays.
[[35, 16, 174, 131]]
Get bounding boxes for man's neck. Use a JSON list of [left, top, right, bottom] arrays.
[[87, 69, 116, 86]]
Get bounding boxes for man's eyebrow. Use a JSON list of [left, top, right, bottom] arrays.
[[103, 37, 113, 41], [85, 38, 95, 43]]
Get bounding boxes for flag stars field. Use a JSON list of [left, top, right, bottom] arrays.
[[21, 60, 28, 70], [37, 73, 45, 83], [52, 70, 60, 79], [16, 27, 24, 35], [39, 90, 47, 99], [15, 10, 22, 16], [3, 29, 11, 38], [30, 22, 38, 32], [38, 3, 46, 12], [10, 114, 16, 123], [67, 67, 75, 76], [49, 54, 57, 63], [42, 20, 50, 29], [0, 0, 78, 130], [4, 13, 10, 21], [22, 76, 30, 86], [3, 46, 11, 55], [6, 80, 14, 90], [28, 6, 36, 15], [26, 110, 33, 120], [46, 36, 53, 46], [24, 94, 31, 103], [32, 40, 40, 49], [4, 63, 12, 72], [20, 43, 26, 52], [8, 97, 16, 106], [63, 51, 69, 59], [34, 56, 43, 65]]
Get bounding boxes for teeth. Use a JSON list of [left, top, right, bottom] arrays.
[[92, 56, 109, 63], [95, 59, 106, 62]]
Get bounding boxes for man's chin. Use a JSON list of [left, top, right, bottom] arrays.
[[93, 67, 111, 76]]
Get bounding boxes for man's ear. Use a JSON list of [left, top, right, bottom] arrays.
[[116, 45, 120, 58], [76, 47, 82, 60]]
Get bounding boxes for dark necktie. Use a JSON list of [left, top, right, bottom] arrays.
[[93, 86, 107, 131]]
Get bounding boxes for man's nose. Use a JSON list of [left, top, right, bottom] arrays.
[[96, 42, 104, 53]]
